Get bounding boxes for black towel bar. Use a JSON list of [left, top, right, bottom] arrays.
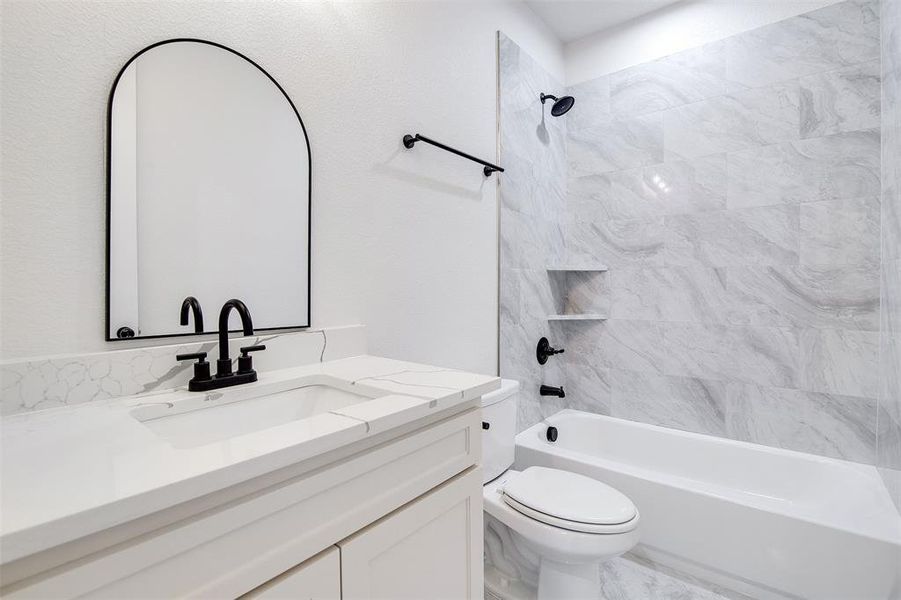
[[403, 133, 504, 177]]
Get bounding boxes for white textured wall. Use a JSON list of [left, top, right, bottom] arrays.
[[0, 1, 563, 373], [565, 0, 844, 84]]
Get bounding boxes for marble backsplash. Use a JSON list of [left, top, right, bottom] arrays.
[[500, 0, 888, 465], [0, 325, 366, 416]]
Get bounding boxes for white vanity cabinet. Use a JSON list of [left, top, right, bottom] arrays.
[[339, 467, 483, 599], [2, 406, 483, 600], [243, 547, 341, 600], [244, 468, 483, 600]]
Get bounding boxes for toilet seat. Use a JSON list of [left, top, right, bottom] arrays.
[[502, 495, 638, 534], [501, 467, 638, 534], [484, 469, 641, 565]]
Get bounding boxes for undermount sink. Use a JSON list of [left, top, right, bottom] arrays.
[[130, 376, 378, 448]]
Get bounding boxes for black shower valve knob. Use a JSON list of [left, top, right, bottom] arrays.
[[536, 337, 565, 364]]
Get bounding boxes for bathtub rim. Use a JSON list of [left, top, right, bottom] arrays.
[[516, 409, 901, 547]]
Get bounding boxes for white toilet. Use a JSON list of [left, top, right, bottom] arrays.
[[481, 379, 640, 600]]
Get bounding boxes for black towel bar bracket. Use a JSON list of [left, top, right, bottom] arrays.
[[403, 133, 504, 177]]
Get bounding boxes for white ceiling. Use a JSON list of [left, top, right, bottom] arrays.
[[524, 0, 684, 43]]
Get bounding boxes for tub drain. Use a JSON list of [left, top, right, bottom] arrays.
[[546, 426, 558, 442]]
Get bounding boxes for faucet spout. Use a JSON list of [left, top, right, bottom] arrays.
[[180, 296, 204, 333], [217, 299, 254, 377]]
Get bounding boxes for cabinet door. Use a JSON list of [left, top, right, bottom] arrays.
[[339, 468, 483, 600], [242, 546, 340, 600]]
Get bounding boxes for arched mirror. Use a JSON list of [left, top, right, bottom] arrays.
[[106, 39, 311, 340]]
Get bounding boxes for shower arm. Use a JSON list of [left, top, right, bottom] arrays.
[[402, 133, 505, 177]]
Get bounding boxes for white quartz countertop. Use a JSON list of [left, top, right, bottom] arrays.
[[0, 355, 499, 564]]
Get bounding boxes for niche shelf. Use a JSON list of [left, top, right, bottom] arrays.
[[547, 314, 607, 322], [544, 263, 609, 324]]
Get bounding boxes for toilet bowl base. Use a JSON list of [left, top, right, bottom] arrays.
[[537, 558, 599, 600]]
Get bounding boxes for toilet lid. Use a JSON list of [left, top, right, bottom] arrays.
[[502, 467, 636, 527]]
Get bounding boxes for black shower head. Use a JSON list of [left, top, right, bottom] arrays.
[[540, 93, 575, 116]]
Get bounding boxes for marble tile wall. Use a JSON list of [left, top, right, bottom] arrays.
[[500, 0, 888, 465], [879, 0, 901, 512], [557, 0, 883, 464], [0, 325, 366, 416], [498, 33, 569, 431]]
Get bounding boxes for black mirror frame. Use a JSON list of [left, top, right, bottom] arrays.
[[105, 38, 312, 342]]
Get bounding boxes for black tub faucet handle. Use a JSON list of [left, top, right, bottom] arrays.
[[537, 337, 565, 364]]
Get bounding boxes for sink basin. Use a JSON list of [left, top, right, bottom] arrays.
[[130, 376, 377, 448]]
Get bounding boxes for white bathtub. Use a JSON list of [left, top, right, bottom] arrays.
[[515, 410, 901, 600]]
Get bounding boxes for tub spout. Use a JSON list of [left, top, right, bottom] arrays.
[[540, 384, 565, 398]]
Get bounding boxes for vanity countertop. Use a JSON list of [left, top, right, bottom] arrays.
[[0, 355, 499, 564]]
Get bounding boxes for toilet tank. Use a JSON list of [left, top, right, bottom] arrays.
[[481, 379, 519, 484]]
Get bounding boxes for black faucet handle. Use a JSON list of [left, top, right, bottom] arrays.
[[176, 352, 212, 384], [237, 344, 266, 375]]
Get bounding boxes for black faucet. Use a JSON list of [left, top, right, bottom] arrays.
[[180, 296, 204, 333], [176, 299, 266, 391], [216, 299, 254, 377], [540, 385, 565, 398]]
